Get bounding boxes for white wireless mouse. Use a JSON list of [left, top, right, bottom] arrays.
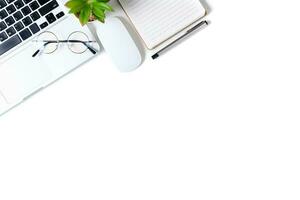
[[96, 18, 142, 72]]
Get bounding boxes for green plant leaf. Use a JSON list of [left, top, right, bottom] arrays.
[[93, 5, 105, 16], [68, 4, 85, 14], [79, 5, 91, 25], [95, 15, 105, 23], [93, 2, 113, 11], [65, 0, 85, 8], [96, 0, 110, 2]]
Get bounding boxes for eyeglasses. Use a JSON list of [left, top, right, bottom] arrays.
[[32, 31, 98, 57]]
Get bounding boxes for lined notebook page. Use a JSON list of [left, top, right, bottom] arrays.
[[119, 0, 206, 49]]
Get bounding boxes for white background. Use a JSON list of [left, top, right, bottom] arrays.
[[1, 0, 300, 199]]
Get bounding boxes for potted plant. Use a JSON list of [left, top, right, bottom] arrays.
[[65, 0, 113, 25]]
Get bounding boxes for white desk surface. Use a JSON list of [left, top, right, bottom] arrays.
[[1, 0, 300, 199]]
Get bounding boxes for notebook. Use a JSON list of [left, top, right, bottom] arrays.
[[118, 0, 206, 49]]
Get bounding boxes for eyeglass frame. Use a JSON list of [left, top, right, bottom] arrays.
[[32, 31, 98, 57]]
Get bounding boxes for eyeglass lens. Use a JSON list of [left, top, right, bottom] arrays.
[[35, 31, 59, 54], [67, 31, 90, 54]]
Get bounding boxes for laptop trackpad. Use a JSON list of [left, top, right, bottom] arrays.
[[0, 49, 52, 103]]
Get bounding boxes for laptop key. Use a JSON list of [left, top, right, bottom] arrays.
[[0, 10, 8, 19], [14, 0, 24, 9], [21, 6, 31, 16], [30, 11, 39, 20], [6, 4, 16, 14], [13, 10, 23, 20], [6, 0, 16, 3], [5, 16, 15, 26], [23, 0, 33, 3], [0, 21, 7, 31], [56, 11, 64, 19], [14, 21, 24, 31], [6, 26, 16, 36], [0, 32, 8, 41], [29, 23, 39, 34], [22, 16, 32, 26], [37, 0, 49, 6], [38, 0, 58, 16], [0, 34, 21, 55], [39, 21, 47, 29], [29, 1, 39, 10], [45, 12, 55, 24], [0, 0, 7, 9], [19, 28, 31, 40]]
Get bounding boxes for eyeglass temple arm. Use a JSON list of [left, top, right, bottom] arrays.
[[82, 42, 97, 54], [32, 42, 51, 57]]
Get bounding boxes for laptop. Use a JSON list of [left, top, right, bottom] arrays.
[[0, 0, 99, 115]]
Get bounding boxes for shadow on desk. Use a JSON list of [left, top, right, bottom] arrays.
[[199, 0, 212, 14]]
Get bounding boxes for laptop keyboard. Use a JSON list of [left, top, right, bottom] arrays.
[[0, 0, 65, 56]]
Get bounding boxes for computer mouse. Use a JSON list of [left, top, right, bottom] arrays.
[[96, 17, 142, 72]]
